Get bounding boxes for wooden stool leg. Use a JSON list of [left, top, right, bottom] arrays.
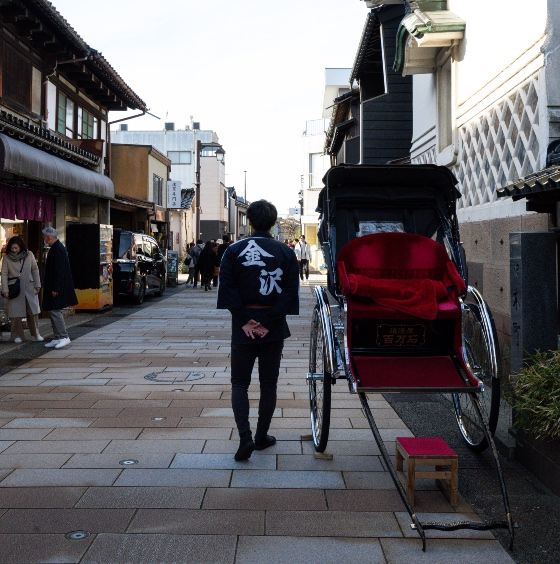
[[406, 458, 416, 506], [396, 449, 403, 472], [450, 459, 458, 507]]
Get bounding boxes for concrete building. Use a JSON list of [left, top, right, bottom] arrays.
[[110, 144, 171, 248], [111, 123, 227, 252]]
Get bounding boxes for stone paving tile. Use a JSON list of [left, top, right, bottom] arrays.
[[0, 440, 14, 453], [3, 417, 95, 428], [266, 510, 402, 538], [62, 453, 175, 469], [235, 535, 386, 564], [137, 428, 232, 440], [90, 399, 172, 409], [14, 400, 100, 409], [203, 439, 302, 455], [43, 428, 142, 441], [379, 538, 515, 563], [76, 486, 205, 508], [171, 453, 276, 470], [0, 468, 121, 487], [177, 416, 237, 427], [37, 408, 124, 418], [326, 489, 465, 514], [82, 533, 237, 564], [113, 468, 231, 487], [301, 439, 381, 456], [90, 416, 181, 428], [0, 429, 53, 440], [343, 471, 398, 490], [1, 392, 79, 401], [128, 508, 264, 535], [0, 507, 135, 533], [231, 470, 345, 489], [102, 439, 204, 454], [278, 454, 383, 472], [1, 533, 94, 564], [38, 379, 112, 386], [0, 453, 71, 469], [0, 486, 86, 507], [117, 407, 202, 418], [2, 440, 110, 454], [202, 487, 327, 510]]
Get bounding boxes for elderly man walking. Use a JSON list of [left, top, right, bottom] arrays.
[[41, 227, 78, 349], [218, 200, 299, 461]]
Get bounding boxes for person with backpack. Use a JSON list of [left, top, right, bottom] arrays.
[[189, 239, 204, 288]]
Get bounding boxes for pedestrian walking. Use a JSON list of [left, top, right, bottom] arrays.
[[0, 236, 43, 343], [197, 241, 218, 291], [217, 235, 231, 262], [190, 239, 204, 288], [212, 242, 220, 287], [218, 199, 299, 461], [41, 227, 78, 349], [294, 234, 311, 284], [185, 242, 196, 286]]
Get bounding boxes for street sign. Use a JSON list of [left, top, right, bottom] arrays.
[[167, 180, 182, 209]]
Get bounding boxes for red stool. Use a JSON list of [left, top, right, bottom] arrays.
[[396, 437, 458, 507]]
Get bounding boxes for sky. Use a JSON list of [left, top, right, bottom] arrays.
[[50, 0, 368, 214]]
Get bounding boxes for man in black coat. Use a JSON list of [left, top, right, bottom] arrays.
[[218, 200, 299, 461], [41, 227, 78, 349]]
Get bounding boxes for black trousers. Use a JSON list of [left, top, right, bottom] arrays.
[[231, 340, 284, 439], [298, 259, 309, 280]]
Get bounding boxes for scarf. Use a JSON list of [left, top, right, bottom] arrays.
[[7, 251, 27, 262]]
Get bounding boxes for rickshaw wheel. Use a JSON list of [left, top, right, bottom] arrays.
[[453, 298, 501, 452], [308, 305, 331, 452]]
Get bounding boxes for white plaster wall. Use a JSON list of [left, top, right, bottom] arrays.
[[450, 0, 547, 109]]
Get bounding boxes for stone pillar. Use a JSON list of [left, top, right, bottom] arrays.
[[510, 232, 558, 373]]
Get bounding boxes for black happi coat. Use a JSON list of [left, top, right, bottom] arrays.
[[42, 239, 78, 311], [217, 231, 300, 344]]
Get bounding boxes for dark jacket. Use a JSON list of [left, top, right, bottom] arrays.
[[217, 241, 230, 262], [42, 239, 78, 311], [217, 231, 299, 343], [197, 247, 218, 279]]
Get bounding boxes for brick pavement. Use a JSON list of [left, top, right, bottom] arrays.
[[0, 279, 514, 563]]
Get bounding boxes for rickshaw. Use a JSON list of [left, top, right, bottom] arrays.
[[306, 164, 513, 551]]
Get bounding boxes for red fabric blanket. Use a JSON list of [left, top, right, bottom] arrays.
[[347, 274, 449, 320]]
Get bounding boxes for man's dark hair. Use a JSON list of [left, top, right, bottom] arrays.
[[247, 199, 277, 231], [197, 239, 203, 244], [223, 234, 231, 243]]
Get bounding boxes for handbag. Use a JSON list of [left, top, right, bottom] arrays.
[[7, 255, 26, 300]]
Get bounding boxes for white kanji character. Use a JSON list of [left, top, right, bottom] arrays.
[[239, 240, 274, 267], [259, 268, 283, 295]]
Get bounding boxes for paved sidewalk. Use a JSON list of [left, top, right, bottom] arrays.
[[0, 279, 514, 563]]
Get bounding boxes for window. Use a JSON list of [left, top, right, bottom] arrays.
[[224, 189, 228, 208], [80, 108, 98, 139], [2, 43, 31, 110], [167, 151, 192, 164], [57, 91, 75, 137], [309, 153, 323, 188], [153, 174, 163, 206], [240, 213, 247, 226]]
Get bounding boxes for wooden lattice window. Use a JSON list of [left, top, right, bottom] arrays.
[[2, 43, 31, 109]]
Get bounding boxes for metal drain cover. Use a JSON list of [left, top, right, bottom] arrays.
[[65, 530, 90, 540], [119, 459, 139, 466], [144, 371, 205, 383]]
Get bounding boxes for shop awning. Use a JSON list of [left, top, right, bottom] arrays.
[[0, 133, 114, 199]]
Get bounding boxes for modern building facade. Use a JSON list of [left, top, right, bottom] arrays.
[[111, 123, 227, 250]]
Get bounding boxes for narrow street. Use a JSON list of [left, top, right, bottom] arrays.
[[0, 280, 519, 563]]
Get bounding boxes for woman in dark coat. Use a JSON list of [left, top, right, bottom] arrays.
[[197, 241, 218, 291], [41, 227, 78, 349]]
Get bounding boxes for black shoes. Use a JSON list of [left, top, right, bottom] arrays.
[[234, 432, 255, 461], [254, 435, 276, 451]]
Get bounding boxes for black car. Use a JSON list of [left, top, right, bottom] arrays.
[[112, 231, 166, 304]]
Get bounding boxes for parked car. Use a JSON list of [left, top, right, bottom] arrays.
[[112, 231, 166, 304]]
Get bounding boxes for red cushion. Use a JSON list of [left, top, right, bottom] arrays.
[[397, 437, 457, 458]]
